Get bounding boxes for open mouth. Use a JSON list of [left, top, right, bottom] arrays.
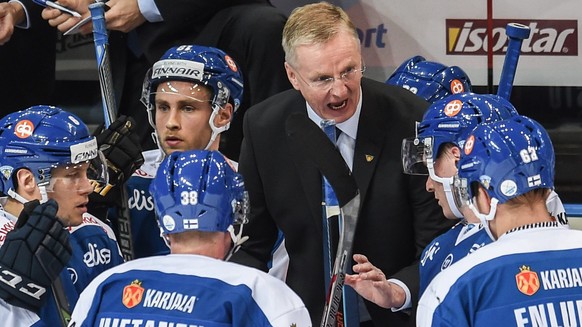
[[329, 100, 347, 110]]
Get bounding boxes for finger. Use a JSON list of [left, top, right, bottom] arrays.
[[353, 253, 369, 264], [41, 7, 62, 21]]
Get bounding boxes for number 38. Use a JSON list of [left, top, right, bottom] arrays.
[[181, 191, 198, 205]]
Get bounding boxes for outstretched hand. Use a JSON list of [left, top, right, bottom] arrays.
[[345, 254, 406, 309]]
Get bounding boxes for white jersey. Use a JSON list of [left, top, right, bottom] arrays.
[[417, 224, 582, 326], [69, 254, 311, 326]]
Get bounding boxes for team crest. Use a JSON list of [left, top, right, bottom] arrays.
[[516, 265, 540, 296], [123, 280, 145, 308], [0, 166, 13, 181]]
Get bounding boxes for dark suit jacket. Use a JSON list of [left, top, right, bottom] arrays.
[[232, 78, 453, 326], [136, 0, 269, 65], [0, 0, 56, 116]]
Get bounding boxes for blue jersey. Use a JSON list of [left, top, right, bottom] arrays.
[[419, 221, 491, 296], [417, 226, 582, 327], [120, 149, 169, 259], [419, 192, 567, 297], [70, 254, 311, 326]]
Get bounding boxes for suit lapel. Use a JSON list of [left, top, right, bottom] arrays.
[[352, 87, 386, 201], [285, 105, 324, 235]]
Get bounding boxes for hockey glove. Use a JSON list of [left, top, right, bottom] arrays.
[[93, 115, 144, 197], [0, 199, 72, 313]]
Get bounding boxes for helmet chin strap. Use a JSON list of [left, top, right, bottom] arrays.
[[7, 185, 48, 205], [427, 160, 463, 218], [470, 197, 499, 240], [224, 224, 249, 261], [204, 106, 230, 151]]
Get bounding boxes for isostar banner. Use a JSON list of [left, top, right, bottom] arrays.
[[273, 0, 582, 86]]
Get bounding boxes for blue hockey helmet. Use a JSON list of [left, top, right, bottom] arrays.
[[402, 92, 519, 176], [387, 56, 472, 103], [453, 115, 555, 223], [142, 44, 244, 114], [401, 93, 519, 219], [150, 150, 249, 236], [0, 105, 107, 199]]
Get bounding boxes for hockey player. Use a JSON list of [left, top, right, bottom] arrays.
[[120, 44, 244, 259], [69, 149, 311, 326], [417, 115, 582, 326], [386, 55, 472, 103], [401, 92, 566, 296], [345, 93, 566, 305], [0, 106, 125, 326]]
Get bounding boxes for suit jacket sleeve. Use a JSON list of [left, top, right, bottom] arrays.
[[229, 99, 280, 271]]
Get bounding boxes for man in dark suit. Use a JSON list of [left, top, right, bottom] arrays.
[[230, 2, 451, 326]]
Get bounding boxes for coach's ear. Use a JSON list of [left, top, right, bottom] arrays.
[[285, 62, 301, 91]]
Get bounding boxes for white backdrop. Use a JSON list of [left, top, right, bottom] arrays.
[[273, 0, 581, 86]]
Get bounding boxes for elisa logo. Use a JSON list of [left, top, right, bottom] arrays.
[[446, 19, 577, 56]]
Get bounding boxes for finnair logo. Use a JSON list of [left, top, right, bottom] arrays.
[[152, 59, 204, 81]]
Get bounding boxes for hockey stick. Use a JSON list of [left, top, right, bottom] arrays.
[[497, 23, 531, 100], [90, 2, 135, 261], [89, 1, 115, 127], [285, 113, 360, 327]]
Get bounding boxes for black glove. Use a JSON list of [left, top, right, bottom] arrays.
[[0, 199, 72, 313], [94, 115, 145, 196]]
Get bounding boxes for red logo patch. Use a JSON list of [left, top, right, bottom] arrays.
[[444, 99, 463, 117], [464, 135, 475, 155], [122, 280, 144, 309], [516, 265, 540, 296], [14, 120, 34, 139], [225, 55, 238, 72]]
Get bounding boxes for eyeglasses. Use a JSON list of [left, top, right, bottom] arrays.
[[294, 65, 366, 92]]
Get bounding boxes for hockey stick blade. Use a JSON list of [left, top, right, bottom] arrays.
[[89, 1, 116, 128], [285, 113, 360, 327], [497, 22, 530, 100]]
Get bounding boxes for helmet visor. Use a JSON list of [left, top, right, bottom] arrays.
[[452, 174, 472, 211], [401, 136, 434, 175], [46, 150, 108, 193]]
